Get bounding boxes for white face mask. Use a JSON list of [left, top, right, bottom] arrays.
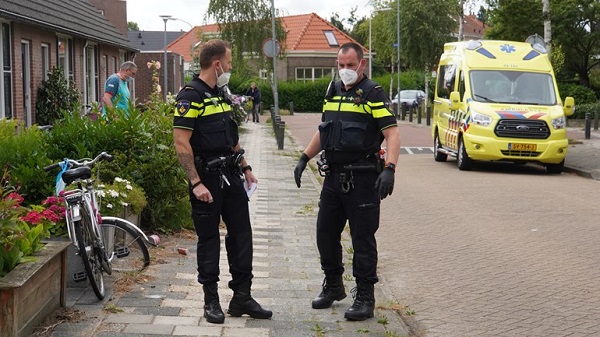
[[339, 68, 359, 86], [216, 64, 231, 87]]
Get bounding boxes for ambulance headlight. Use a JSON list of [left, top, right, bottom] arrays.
[[552, 116, 566, 129], [470, 111, 492, 126]]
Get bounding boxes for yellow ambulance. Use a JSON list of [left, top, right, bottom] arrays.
[[432, 39, 574, 173]]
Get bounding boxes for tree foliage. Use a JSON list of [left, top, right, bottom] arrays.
[[205, 0, 286, 77], [485, 0, 600, 87], [127, 21, 140, 31]]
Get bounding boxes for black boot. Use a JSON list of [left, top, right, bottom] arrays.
[[203, 283, 225, 324], [312, 274, 347, 309], [344, 282, 375, 321], [227, 281, 272, 319]]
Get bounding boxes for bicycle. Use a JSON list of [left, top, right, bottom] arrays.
[[45, 152, 156, 300]]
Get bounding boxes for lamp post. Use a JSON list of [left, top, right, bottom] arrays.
[[397, 0, 401, 114], [159, 15, 172, 101], [369, 8, 391, 78]]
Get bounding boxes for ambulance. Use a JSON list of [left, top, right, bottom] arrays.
[[432, 39, 574, 173]]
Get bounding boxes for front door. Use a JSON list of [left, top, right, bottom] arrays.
[[21, 40, 31, 126]]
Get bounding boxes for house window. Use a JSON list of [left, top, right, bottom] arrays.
[[324, 31, 339, 46], [259, 69, 268, 80], [41, 44, 50, 81], [295, 67, 336, 82], [57, 36, 73, 81], [1, 22, 12, 119], [84, 44, 98, 105]]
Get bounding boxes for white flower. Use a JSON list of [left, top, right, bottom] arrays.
[[120, 201, 129, 207], [108, 189, 119, 198], [97, 184, 105, 188], [96, 190, 106, 197], [106, 203, 113, 209], [126, 184, 133, 190], [114, 177, 124, 183]]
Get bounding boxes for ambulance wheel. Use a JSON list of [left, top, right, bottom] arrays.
[[546, 160, 564, 174], [433, 132, 447, 162], [457, 137, 473, 171]]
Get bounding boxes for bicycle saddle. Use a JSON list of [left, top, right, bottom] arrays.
[[62, 166, 92, 184]]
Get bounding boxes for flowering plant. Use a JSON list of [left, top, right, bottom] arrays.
[[96, 177, 147, 217], [1, 171, 66, 277]]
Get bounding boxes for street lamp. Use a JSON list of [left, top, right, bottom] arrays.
[[369, 7, 391, 78], [159, 16, 194, 101], [159, 15, 172, 101]]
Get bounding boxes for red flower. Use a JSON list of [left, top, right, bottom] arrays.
[[5, 192, 24, 205], [41, 209, 61, 222], [42, 196, 60, 205], [21, 211, 43, 224]]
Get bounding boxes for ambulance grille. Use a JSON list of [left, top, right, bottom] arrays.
[[494, 119, 550, 139], [500, 150, 541, 157]]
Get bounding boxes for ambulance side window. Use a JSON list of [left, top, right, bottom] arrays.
[[458, 71, 465, 101], [436, 64, 456, 99]]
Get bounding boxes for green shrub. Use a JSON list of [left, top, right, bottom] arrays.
[[557, 83, 597, 105], [43, 104, 191, 232], [35, 67, 81, 125], [0, 120, 54, 202], [571, 102, 600, 120]]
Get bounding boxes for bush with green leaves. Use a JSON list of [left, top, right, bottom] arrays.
[[35, 67, 81, 126], [0, 119, 54, 202], [43, 104, 191, 232], [558, 83, 597, 106], [571, 102, 600, 120]]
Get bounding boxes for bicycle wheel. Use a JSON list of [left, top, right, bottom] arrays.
[[100, 219, 150, 273], [74, 204, 105, 300]]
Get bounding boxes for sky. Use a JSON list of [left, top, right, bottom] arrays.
[[126, 0, 374, 32]]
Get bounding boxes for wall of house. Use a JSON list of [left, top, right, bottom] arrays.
[[132, 52, 184, 107], [8, 21, 130, 124], [285, 56, 337, 81], [87, 0, 128, 37]]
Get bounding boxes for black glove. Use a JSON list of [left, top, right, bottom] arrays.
[[375, 168, 395, 200], [294, 153, 309, 188]]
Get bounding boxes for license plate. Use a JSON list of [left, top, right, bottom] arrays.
[[508, 143, 537, 151]]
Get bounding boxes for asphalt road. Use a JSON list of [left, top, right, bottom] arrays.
[[284, 113, 600, 336]]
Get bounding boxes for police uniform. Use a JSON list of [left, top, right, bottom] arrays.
[[173, 75, 253, 290], [316, 76, 396, 285]]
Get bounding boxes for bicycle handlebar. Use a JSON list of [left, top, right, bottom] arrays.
[[44, 152, 114, 172]]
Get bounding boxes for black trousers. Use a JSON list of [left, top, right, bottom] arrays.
[[190, 166, 253, 290], [316, 169, 380, 284]]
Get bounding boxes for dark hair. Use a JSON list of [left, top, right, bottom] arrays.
[[339, 42, 363, 60], [199, 39, 231, 69]]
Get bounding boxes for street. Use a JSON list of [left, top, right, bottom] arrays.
[[285, 113, 600, 336], [379, 155, 600, 336]]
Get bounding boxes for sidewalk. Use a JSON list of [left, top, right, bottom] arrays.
[[565, 127, 600, 180], [41, 121, 410, 337]]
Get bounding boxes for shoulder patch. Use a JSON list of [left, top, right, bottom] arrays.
[[176, 100, 191, 116]]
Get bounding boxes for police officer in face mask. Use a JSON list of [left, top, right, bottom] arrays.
[[173, 39, 272, 324], [294, 42, 400, 321]]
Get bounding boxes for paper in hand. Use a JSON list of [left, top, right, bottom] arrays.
[[244, 180, 257, 198]]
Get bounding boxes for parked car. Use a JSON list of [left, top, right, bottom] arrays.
[[392, 90, 426, 108]]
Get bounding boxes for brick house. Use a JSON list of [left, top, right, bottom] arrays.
[[168, 13, 366, 83], [0, 0, 137, 126]]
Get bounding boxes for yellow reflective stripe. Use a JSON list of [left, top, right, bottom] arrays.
[[368, 102, 393, 118]]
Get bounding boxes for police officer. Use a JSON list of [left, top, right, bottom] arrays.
[[294, 42, 400, 321], [173, 39, 272, 324]]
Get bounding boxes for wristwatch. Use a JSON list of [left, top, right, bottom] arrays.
[[384, 163, 396, 172]]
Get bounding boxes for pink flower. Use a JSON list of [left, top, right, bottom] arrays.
[[41, 209, 61, 222], [21, 211, 43, 224], [5, 192, 24, 205]]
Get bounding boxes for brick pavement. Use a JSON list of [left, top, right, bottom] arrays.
[[43, 121, 410, 337]]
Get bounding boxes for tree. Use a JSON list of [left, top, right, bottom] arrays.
[[485, 0, 543, 41], [551, 0, 600, 86], [206, 0, 286, 77], [127, 21, 140, 31], [485, 0, 600, 87]]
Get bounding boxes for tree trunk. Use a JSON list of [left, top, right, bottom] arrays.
[[458, 0, 465, 41], [542, 0, 552, 55]]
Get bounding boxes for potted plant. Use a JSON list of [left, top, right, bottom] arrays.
[[0, 171, 70, 337], [96, 177, 147, 224]]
